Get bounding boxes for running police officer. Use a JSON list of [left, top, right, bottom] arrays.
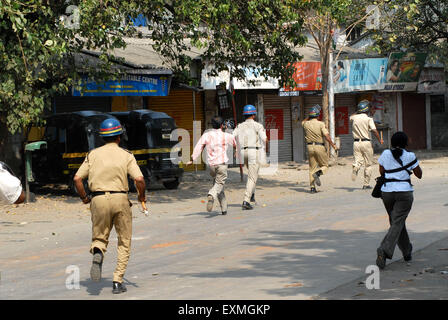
[[350, 100, 383, 189], [233, 105, 267, 210], [302, 105, 338, 193], [73, 118, 146, 294]]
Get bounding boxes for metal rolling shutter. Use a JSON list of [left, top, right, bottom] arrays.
[[304, 95, 323, 116], [54, 96, 111, 113], [262, 95, 292, 162], [335, 94, 357, 156], [148, 90, 205, 170]]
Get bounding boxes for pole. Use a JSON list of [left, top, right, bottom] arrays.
[[193, 91, 197, 174], [328, 49, 336, 160], [230, 74, 244, 182]]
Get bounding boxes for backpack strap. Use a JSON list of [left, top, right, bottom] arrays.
[[384, 158, 417, 174]]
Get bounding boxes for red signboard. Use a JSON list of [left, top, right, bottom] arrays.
[[335, 106, 349, 135], [283, 62, 322, 92], [264, 109, 284, 140]]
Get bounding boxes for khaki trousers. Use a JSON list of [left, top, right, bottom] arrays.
[[353, 141, 374, 185], [90, 193, 132, 283], [243, 151, 260, 202], [208, 164, 228, 212], [307, 145, 328, 187]]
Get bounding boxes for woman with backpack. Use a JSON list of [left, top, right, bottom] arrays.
[[376, 131, 423, 269]]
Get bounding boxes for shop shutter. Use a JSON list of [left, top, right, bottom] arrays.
[[262, 95, 293, 162], [54, 96, 111, 113], [335, 94, 357, 156], [304, 95, 323, 116], [148, 90, 205, 170]]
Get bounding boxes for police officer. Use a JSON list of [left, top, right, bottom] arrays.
[[350, 100, 383, 189], [73, 118, 146, 294], [302, 105, 338, 193], [233, 105, 267, 210]]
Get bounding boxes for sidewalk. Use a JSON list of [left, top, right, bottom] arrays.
[[318, 236, 448, 300]]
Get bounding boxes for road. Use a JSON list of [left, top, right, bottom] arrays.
[[1, 162, 447, 300]]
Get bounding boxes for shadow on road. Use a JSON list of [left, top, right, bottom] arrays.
[[80, 277, 139, 296], [80, 278, 114, 296], [177, 228, 448, 298]]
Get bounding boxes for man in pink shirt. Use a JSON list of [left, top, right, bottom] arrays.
[[187, 116, 236, 215]]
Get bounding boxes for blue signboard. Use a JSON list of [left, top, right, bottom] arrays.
[[333, 58, 388, 93], [73, 74, 171, 97]]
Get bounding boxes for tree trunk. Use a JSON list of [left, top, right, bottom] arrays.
[[320, 42, 331, 156]]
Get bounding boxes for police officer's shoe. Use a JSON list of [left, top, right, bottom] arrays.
[[242, 201, 253, 210], [312, 170, 322, 186], [112, 281, 127, 294], [250, 193, 256, 203], [310, 187, 317, 194], [90, 249, 103, 282], [222, 211, 227, 215], [376, 248, 386, 270], [206, 195, 214, 212], [362, 185, 372, 190]]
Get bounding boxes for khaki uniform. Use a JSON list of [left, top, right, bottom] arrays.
[[302, 118, 329, 187], [350, 113, 376, 186], [76, 142, 143, 283], [208, 164, 228, 212], [233, 119, 267, 202]]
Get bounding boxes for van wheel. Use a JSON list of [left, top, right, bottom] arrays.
[[163, 179, 180, 190]]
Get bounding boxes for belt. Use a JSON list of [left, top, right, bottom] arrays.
[[243, 147, 260, 149], [354, 138, 370, 142], [307, 142, 324, 146], [90, 191, 128, 198]]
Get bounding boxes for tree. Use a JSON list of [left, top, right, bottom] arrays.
[[0, 0, 310, 133], [137, 0, 307, 85], [0, 0, 312, 172], [370, 0, 448, 68], [299, 0, 368, 152], [0, 0, 139, 136]]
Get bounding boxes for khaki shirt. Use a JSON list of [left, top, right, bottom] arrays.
[[76, 143, 143, 192], [350, 113, 376, 140], [233, 119, 267, 148], [302, 118, 328, 143]]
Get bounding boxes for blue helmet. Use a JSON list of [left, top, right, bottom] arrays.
[[357, 100, 370, 113], [309, 105, 320, 118], [243, 104, 257, 116], [99, 118, 123, 137]]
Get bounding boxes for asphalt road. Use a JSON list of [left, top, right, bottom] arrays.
[[1, 174, 447, 300]]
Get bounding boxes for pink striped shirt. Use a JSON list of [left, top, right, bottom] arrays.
[[191, 129, 236, 166]]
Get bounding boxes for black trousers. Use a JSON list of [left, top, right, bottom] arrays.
[[379, 191, 414, 259]]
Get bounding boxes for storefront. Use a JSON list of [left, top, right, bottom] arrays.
[[147, 89, 206, 171]]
